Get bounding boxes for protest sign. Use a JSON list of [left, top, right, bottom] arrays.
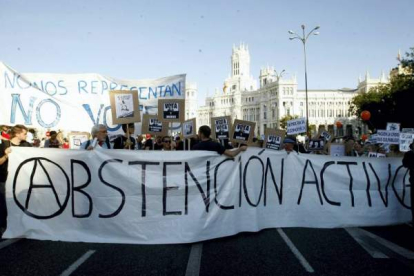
[[287, 118, 306, 135], [231, 119, 255, 145], [263, 129, 285, 150], [211, 116, 232, 140], [183, 118, 196, 138], [141, 114, 168, 136], [4, 147, 410, 244], [319, 130, 333, 143], [376, 130, 400, 145], [402, 128, 414, 133], [158, 99, 185, 123], [109, 90, 141, 125], [309, 139, 325, 151], [400, 132, 414, 152], [0, 62, 185, 134], [68, 132, 89, 149], [330, 143, 345, 157], [386, 122, 400, 131]]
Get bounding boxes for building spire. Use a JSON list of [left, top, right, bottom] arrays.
[[365, 70, 370, 80]]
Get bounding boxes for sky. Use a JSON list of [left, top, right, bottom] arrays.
[[1, 0, 413, 106]]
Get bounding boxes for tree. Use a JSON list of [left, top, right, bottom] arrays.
[[349, 48, 414, 131], [279, 114, 299, 130]]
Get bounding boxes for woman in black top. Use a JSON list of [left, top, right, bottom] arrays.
[[0, 125, 31, 237]]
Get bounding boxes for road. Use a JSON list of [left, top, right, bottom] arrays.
[[1, 224, 414, 276]]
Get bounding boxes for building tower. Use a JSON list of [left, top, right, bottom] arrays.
[[185, 82, 198, 119], [231, 43, 250, 78]]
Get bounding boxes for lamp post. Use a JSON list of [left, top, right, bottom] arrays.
[[274, 69, 285, 81], [288, 25, 320, 137]]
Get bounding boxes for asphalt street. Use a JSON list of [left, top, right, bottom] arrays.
[[1, 224, 414, 276]]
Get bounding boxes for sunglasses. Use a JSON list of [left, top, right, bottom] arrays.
[[163, 140, 171, 143]]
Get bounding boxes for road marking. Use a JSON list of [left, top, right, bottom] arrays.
[[345, 228, 388, 258], [277, 228, 315, 273], [0, 238, 22, 250], [357, 228, 414, 259], [185, 243, 203, 276], [60, 250, 96, 276]]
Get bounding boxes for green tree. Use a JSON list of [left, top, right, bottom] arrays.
[[349, 48, 414, 131], [279, 114, 299, 130]]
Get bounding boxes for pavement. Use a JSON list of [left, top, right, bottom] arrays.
[[1, 224, 413, 276]]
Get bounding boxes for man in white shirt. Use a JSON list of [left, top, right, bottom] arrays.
[[80, 124, 112, 150]]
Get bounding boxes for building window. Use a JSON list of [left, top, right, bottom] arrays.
[[263, 105, 267, 120]]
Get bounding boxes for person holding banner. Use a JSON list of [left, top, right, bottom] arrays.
[[283, 137, 297, 154], [44, 131, 61, 148], [192, 125, 247, 157], [0, 125, 32, 238], [402, 142, 414, 226], [81, 124, 112, 150], [162, 136, 175, 151], [113, 123, 136, 150]]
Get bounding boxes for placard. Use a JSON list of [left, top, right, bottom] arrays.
[[68, 132, 89, 150], [319, 130, 333, 143], [158, 99, 185, 122], [141, 114, 168, 136], [309, 139, 325, 151], [183, 118, 197, 138], [211, 116, 232, 140], [402, 128, 414, 133], [386, 122, 400, 131], [287, 118, 307, 135], [231, 119, 255, 144], [109, 90, 141, 125], [400, 132, 414, 152], [329, 143, 345, 157], [376, 130, 400, 145], [263, 129, 285, 150]]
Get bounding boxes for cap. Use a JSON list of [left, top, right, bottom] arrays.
[[283, 137, 296, 144]]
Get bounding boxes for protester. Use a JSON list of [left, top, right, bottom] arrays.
[[402, 142, 414, 226], [80, 124, 112, 150], [113, 123, 136, 150], [283, 137, 297, 154], [387, 145, 404, 157], [0, 125, 10, 140], [192, 125, 247, 157], [153, 136, 164, 150], [143, 135, 154, 150], [44, 131, 61, 148], [62, 138, 70, 149], [0, 125, 32, 238], [136, 135, 144, 150], [345, 137, 356, 156], [350, 141, 364, 157], [162, 136, 175, 151], [175, 136, 184, 151]]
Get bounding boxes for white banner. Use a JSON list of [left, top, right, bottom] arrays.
[[0, 62, 185, 134], [4, 147, 411, 244], [376, 130, 400, 145], [287, 118, 307, 135]]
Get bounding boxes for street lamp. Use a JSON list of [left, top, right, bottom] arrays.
[[274, 69, 285, 81], [288, 25, 320, 137]]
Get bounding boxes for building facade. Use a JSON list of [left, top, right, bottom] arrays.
[[197, 43, 391, 137]]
